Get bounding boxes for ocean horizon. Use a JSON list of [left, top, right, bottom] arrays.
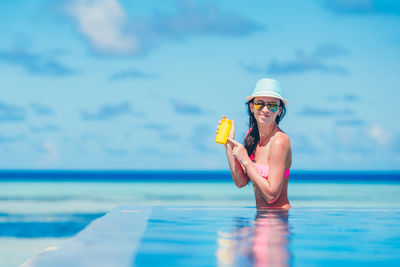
[[1, 170, 400, 182]]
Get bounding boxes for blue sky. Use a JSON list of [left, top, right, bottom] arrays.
[[1, 0, 399, 170]]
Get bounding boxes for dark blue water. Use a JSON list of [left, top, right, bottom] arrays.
[[0, 213, 104, 238], [0, 170, 399, 182]]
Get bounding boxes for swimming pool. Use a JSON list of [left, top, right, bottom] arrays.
[[25, 206, 400, 266], [1, 179, 400, 266], [136, 206, 400, 266]]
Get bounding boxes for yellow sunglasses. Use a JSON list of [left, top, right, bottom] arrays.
[[253, 101, 280, 112]]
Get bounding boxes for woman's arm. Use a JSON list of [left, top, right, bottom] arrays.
[[225, 141, 250, 188], [227, 135, 289, 203], [218, 117, 249, 188]]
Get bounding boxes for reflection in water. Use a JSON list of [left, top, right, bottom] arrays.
[[217, 210, 291, 267]]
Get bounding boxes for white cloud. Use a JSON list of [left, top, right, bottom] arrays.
[[66, 0, 138, 55], [367, 125, 392, 146], [64, 0, 261, 56]]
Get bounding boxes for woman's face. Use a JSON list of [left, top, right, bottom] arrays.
[[250, 97, 282, 124]]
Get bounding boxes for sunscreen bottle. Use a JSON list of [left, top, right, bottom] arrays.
[[215, 118, 232, 144]]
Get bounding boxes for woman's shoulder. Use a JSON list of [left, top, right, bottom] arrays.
[[270, 131, 290, 150]]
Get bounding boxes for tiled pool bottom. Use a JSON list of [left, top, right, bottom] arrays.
[[26, 206, 400, 267]]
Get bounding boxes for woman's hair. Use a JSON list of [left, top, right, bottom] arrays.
[[244, 99, 286, 156]]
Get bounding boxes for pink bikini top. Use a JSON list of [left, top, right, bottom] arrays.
[[249, 154, 290, 179]]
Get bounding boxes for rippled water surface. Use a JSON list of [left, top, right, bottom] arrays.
[[133, 206, 400, 267], [1, 180, 400, 266]]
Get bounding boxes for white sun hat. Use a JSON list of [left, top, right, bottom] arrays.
[[245, 78, 289, 105]]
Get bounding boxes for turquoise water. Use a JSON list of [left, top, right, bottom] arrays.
[[1, 180, 400, 266], [20, 206, 400, 267], [133, 206, 400, 266]]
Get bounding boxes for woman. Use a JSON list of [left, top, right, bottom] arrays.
[[220, 78, 292, 209]]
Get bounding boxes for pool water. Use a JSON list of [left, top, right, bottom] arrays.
[[134, 207, 400, 267], [1, 181, 400, 266], [26, 206, 400, 267]]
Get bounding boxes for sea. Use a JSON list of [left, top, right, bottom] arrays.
[[0, 170, 399, 267]]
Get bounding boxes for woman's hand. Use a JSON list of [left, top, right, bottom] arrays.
[[226, 137, 250, 166]]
